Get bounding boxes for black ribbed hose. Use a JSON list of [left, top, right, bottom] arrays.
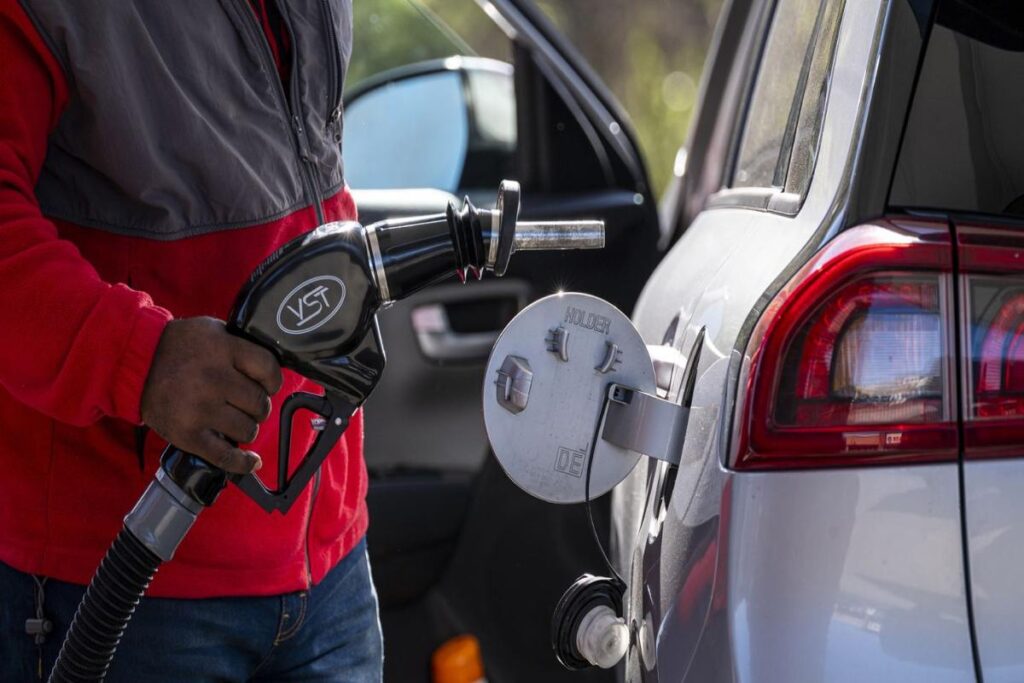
[[48, 527, 162, 682]]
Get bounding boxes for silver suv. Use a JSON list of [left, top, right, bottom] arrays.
[[621, 1, 1024, 681]]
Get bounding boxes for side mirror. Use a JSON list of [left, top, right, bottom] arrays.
[[343, 57, 516, 193]]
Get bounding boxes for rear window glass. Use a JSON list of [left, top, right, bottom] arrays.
[[890, 5, 1024, 217]]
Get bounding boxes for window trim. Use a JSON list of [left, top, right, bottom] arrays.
[[777, 0, 843, 192], [709, 0, 845, 217], [717, 0, 778, 199]]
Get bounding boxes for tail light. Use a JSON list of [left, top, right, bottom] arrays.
[[961, 232, 1024, 458], [973, 290, 1024, 418], [732, 222, 958, 470]]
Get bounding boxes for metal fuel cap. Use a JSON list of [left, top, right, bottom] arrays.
[[483, 293, 655, 504]]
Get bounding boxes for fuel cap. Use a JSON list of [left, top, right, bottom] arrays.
[[483, 293, 654, 504]]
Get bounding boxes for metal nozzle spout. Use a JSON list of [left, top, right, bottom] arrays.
[[513, 221, 605, 251], [363, 179, 609, 301]]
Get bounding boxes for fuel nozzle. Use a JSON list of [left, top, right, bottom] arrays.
[[363, 180, 604, 303]]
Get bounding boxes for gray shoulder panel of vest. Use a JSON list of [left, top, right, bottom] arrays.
[[22, 1, 351, 239]]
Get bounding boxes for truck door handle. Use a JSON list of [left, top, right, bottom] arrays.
[[411, 303, 500, 361]]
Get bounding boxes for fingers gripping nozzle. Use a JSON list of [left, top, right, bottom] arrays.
[[364, 179, 605, 303]]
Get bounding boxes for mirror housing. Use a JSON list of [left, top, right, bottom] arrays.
[[343, 57, 516, 194]]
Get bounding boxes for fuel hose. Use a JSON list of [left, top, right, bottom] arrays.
[[48, 449, 225, 682], [48, 530, 162, 682]]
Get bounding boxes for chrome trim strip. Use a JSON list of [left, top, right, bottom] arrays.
[[364, 222, 391, 303], [488, 199, 502, 269]]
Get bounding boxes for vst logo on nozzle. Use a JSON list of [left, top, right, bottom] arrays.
[[276, 275, 347, 335]]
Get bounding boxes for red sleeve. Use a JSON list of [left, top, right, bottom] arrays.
[[0, 2, 173, 427]]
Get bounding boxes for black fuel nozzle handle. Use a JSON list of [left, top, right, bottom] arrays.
[[230, 391, 356, 514], [364, 179, 604, 303]]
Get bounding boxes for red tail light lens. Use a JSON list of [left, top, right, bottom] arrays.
[[974, 289, 1024, 419], [732, 222, 958, 470], [963, 261, 1024, 457], [777, 275, 945, 427]]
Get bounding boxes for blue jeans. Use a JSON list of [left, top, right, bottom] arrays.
[[0, 539, 382, 682]]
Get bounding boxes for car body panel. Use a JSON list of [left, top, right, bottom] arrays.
[[924, 16, 1024, 669], [957, 226, 1024, 683], [963, 459, 1024, 683], [616, 0, 978, 680], [619, 0, 886, 582], [729, 466, 974, 683]]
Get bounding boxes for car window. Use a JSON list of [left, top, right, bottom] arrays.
[[343, 0, 514, 192], [534, 1, 723, 198], [347, 0, 510, 91], [889, 8, 1024, 218], [733, 0, 844, 196], [782, 0, 844, 195]]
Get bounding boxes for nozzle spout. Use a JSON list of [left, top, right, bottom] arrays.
[[363, 179, 608, 302], [513, 221, 605, 252]]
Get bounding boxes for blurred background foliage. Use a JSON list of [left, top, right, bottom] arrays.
[[347, 0, 723, 197]]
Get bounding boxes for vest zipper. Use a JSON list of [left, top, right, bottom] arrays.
[[232, 1, 326, 586], [321, 0, 344, 143], [303, 468, 322, 588], [266, 3, 326, 587], [235, 0, 326, 225], [276, 2, 327, 225], [291, 112, 326, 225]]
